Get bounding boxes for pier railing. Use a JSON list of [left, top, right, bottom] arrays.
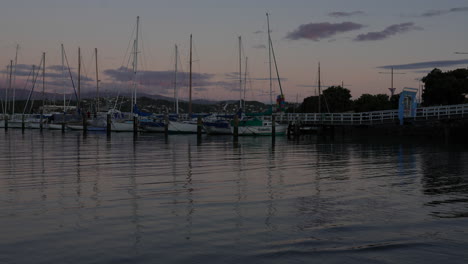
[[274, 110, 399, 125], [272, 103, 468, 125]]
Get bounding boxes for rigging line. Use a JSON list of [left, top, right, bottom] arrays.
[[63, 47, 79, 105], [120, 21, 138, 70], [1, 67, 7, 114], [25, 58, 43, 114], [269, 36, 283, 97]]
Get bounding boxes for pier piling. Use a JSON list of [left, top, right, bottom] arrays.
[[233, 115, 239, 138], [164, 114, 169, 137], [272, 115, 276, 141], [197, 116, 202, 138], [82, 113, 88, 134], [106, 114, 111, 136]]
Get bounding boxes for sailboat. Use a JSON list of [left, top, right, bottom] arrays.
[[233, 13, 287, 136], [140, 44, 180, 133], [167, 34, 200, 134], [204, 36, 246, 135], [111, 16, 141, 132], [67, 48, 107, 131], [28, 52, 48, 129]]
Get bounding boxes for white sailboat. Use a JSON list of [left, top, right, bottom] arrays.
[[49, 44, 70, 130], [112, 16, 141, 132], [204, 36, 247, 135], [140, 44, 180, 133], [233, 13, 287, 136], [168, 34, 200, 134]]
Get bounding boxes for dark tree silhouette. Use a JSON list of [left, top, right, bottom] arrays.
[[422, 68, 468, 106]]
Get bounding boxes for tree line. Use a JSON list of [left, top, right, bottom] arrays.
[[295, 67, 468, 113]]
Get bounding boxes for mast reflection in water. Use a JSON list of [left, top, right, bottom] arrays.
[[1, 131, 468, 264]]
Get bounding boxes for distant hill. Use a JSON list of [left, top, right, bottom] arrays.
[[0, 88, 272, 114]]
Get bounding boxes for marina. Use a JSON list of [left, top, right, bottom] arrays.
[[2, 1, 468, 263]]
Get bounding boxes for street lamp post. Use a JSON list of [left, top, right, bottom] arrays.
[[379, 67, 406, 98]]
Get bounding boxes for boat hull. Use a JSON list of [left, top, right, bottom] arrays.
[[140, 120, 165, 133], [111, 120, 136, 132], [204, 121, 232, 135], [168, 121, 200, 134], [235, 124, 287, 136]]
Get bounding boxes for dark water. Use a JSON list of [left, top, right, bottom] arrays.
[[1, 130, 468, 264]]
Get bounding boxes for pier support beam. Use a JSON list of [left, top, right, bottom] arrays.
[[82, 113, 88, 134], [106, 114, 111, 136], [164, 114, 169, 137], [133, 116, 138, 137], [272, 115, 276, 141], [233, 114, 239, 138], [197, 116, 202, 137], [22, 115, 25, 132]]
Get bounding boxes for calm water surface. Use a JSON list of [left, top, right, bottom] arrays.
[[1, 130, 468, 263]]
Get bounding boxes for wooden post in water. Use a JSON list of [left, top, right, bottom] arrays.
[[133, 116, 138, 136], [164, 114, 169, 137], [106, 114, 111, 136], [233, 114, 239, 137], [21, 115, 25, 132], [5, 115, 8, 131], [82, 113, 88, 133], [197, 116, 202, 139], [61, 122, 65, 132], [272, 115, 276, 140]]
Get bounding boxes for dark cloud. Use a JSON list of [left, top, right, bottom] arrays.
[[47, 65, 70, 72], [286, 22, 365, 41], [377, 59, 468, 70], [0, 63, 92, 83], [253, 44, 266, 49], [354, 22, 421, 41], [328, 11, 365, 17], [103, 67, 216, 95], [420, 7, 468, 17]]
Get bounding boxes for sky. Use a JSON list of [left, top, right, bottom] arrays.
[[1, 0, 468, 104]]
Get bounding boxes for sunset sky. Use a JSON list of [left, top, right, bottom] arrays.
[[1, 0, 468, 104]]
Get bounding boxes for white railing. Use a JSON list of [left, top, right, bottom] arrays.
[[274, 109, 399, 125], [273, 103, 468, 125], [414, 103, 468, 120]]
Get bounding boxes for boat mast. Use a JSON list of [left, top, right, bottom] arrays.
[[95, 48, 100, 114], [189, 34, 192, 116], [318, 62, 321, 114], [133, 16, 140, 113], [78, 47, 81, 113], [61, 44, 66, 112], [174, 44, 179, 115], [244, 56, 248, 110], [267, 13, 272, 107], [7, 60, 13, 115], [42, 52, 45, 115], [12, 44, 19, 115], [239, 36, 242, 110]]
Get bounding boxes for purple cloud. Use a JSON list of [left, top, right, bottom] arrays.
[[421, 7, 468, 17], [253, 44, 266, 49], [354, 22, 422, 41], [103, 67, 216, 95], [378, 59, 468, 70], [328, 11, 365, 17], [286, 22, 365, 41]]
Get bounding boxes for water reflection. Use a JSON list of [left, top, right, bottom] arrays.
[[421, 148, 468, 218], [1, 131, 468, 263]]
